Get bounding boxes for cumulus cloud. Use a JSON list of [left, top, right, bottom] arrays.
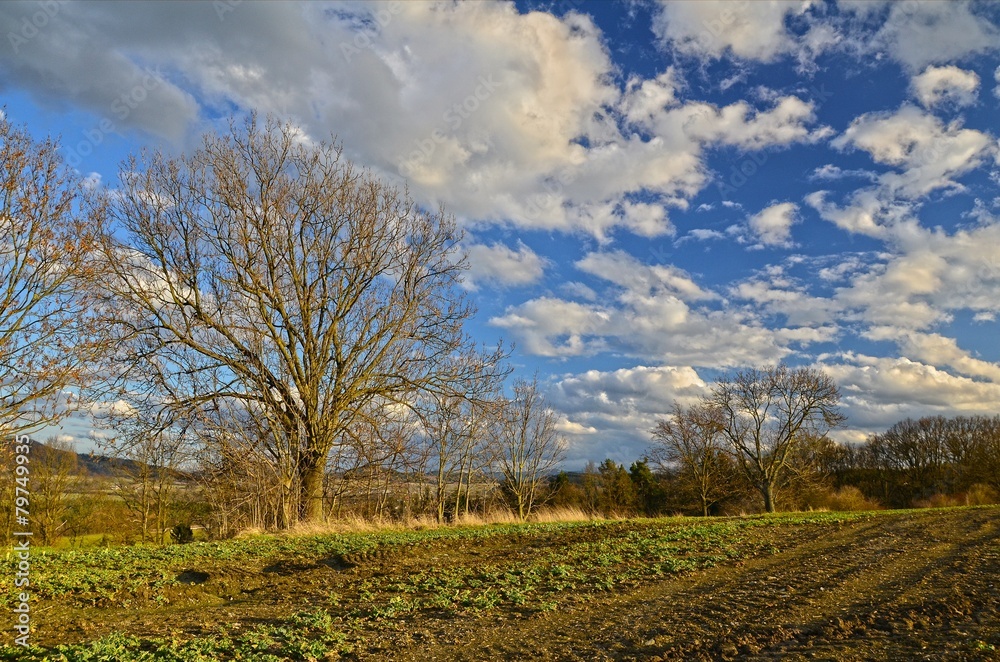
[[810, 105, 995, 239], [911, 65, 980, 108], [872, 1, 1000, 71], [809, 164, 878, 182], [747, 202, 798, 247], [462, 241, 545, 290], [576, 250, 715, 302], [832, 106, 993, 197], [490, 250, 820, 366], [836, 220, 1000, 330], [0, 1, 835, 240], [731, 275, 836, 328], [864, 329, 1000, 383], [546, 365, 709, 465], [652, 0, 800, 63], [0, 2, 200, 140], [683, 96, 830, 149], [821, 354, 1000, 431]]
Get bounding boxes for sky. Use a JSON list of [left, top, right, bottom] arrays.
[[3, 0, 1000, 468]]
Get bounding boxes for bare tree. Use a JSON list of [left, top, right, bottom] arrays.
[[650, 403, 736, 517], [418, 345, 508, 522], [710, 365, 844, 513], [91, 115, 481, 525], [493, 376, 566, 520], [99, 407, 195, 543], [0, 117, 100, 438], [31, 438, 78, 545]]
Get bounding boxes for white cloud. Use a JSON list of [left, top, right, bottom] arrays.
[[684, 228, 726, 242], [731, 276, 836, 327], [546, 365, 709, 466], [490, 251, 817, 366], [834, 220, 1000, 330], [804, 190, 896, 238], [0, 2, 837, 240], [621, 70, 681, 126], [462, 241, 545, 290], [874, 1, 1000, 71], [832, 106, 993, 197], [911, 65, 980, 108], [821, 354, 1000, 431], [683, 96, 830, 150], [554, 417, 598, 436], [864, 329, 1000, 383], [558, 281, 598, 302], [747, 202, 798, 247], [812, 105, 996, 239], [652, 0, 800, 63], [575, 251, 715, 302], [809, 164, 878, 182], [489, 297, 609, 357], [549, 366, 707, 424]]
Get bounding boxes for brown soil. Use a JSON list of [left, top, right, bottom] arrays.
[[32, 508, 1000, 660]]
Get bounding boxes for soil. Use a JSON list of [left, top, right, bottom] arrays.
[[29, 507, 1000, 660]]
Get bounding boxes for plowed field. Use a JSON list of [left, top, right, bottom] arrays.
[[4, 507, 999, 660]]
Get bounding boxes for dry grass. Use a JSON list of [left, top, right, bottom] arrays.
[[819, 485, 883, 512], [238, 505, 607, 539], [529, 505, 600, 523], [963, 483, 1000, 506]]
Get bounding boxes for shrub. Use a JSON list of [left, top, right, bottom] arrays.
[[170, 524, 194, 544]]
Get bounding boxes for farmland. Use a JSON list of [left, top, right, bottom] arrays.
[[2, 506, 999, 661]]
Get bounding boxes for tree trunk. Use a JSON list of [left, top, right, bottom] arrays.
[[762, 482, 776, 513], [299, 460, 326, 524]]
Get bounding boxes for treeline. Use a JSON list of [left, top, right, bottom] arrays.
[[582, 413, 999, 518], [826, 415, 1000, 509], [3, 413, 998, 547]]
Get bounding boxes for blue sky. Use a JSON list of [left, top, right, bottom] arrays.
[[3, 0, 1000, 467]]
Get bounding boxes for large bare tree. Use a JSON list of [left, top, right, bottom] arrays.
[[0, 116, 100, 437], [710, 364, 844, 513], [92, 115, 478, 524]]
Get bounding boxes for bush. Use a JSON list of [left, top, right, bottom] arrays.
[[170, 523, 194, 544], [913, 493, 964, 509], [800, 485, 882, 512], [964, 484, 999, 506]]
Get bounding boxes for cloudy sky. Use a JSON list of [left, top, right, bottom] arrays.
[[4, 0, 1000, 467]]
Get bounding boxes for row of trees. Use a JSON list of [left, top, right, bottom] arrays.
[[646, 363, 1000, 514], [828, 415, 1000, 509], [1, 113, 566, 530]]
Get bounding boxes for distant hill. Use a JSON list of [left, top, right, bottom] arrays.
[[17, 439, 194, 481]]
